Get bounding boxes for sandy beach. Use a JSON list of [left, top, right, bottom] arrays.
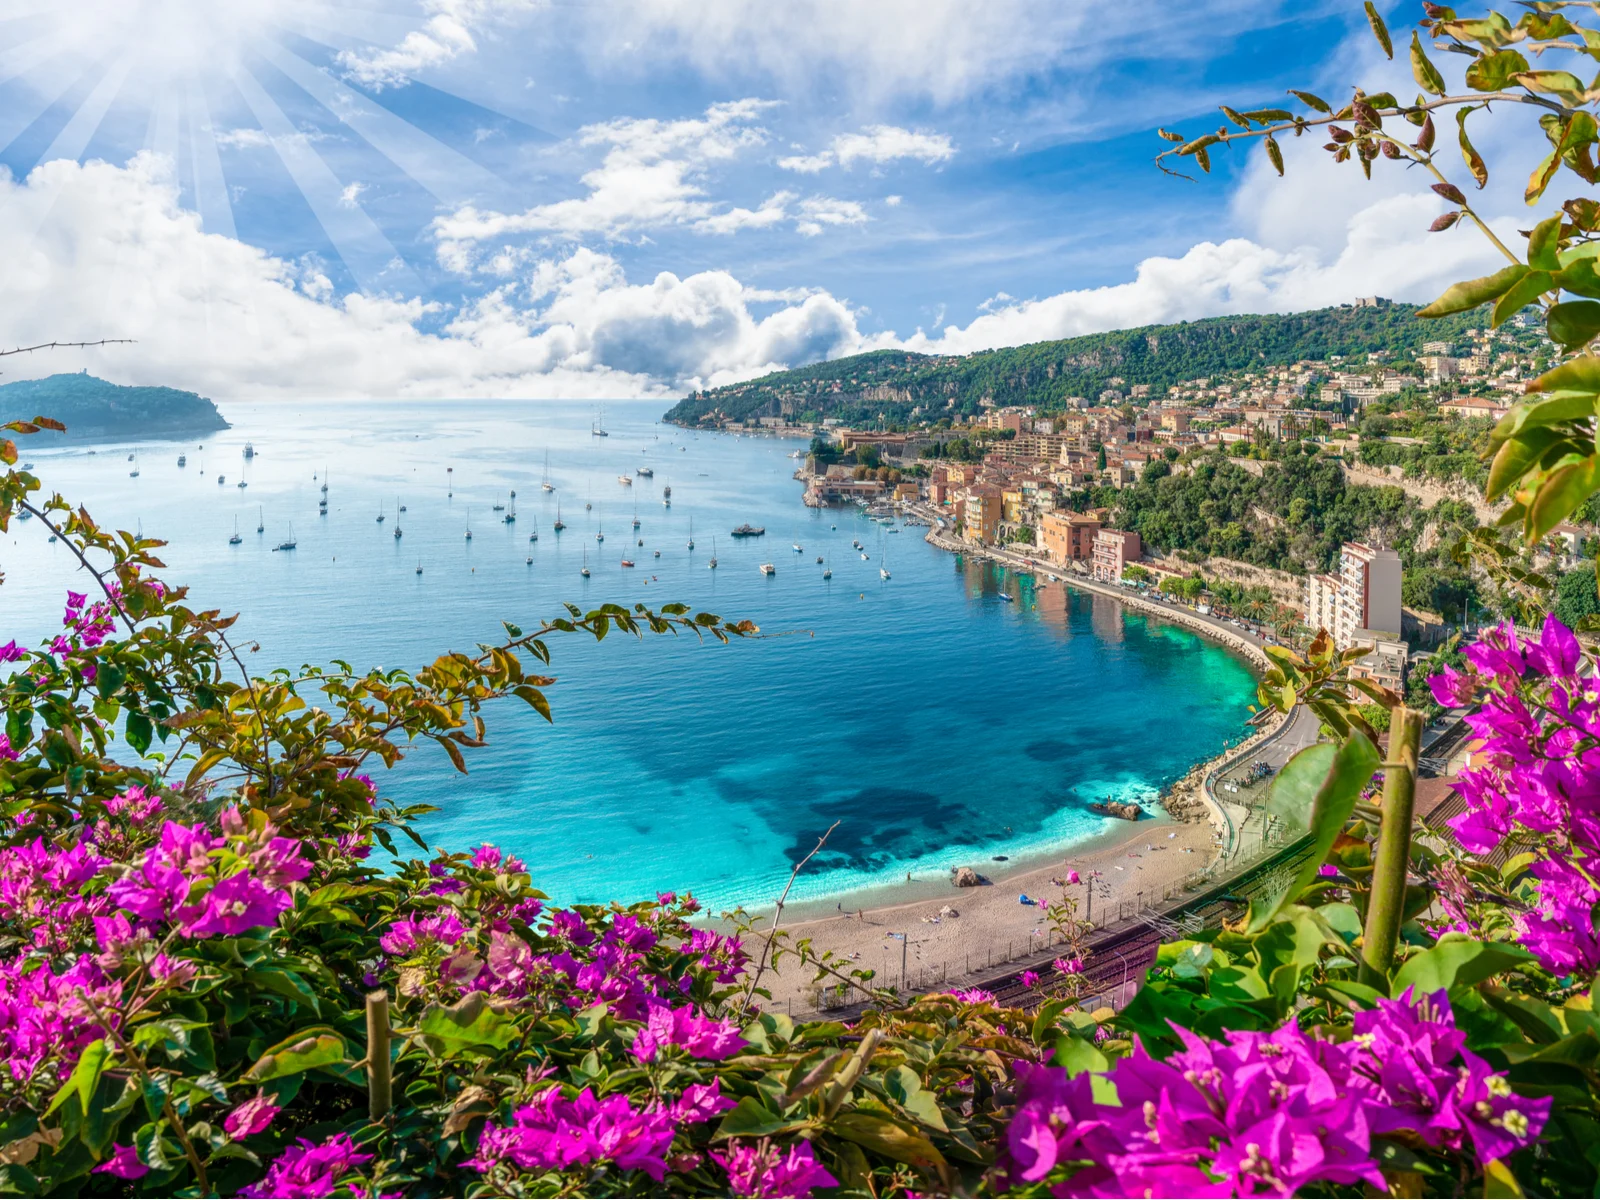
[[746, 814, 1220, 1013]]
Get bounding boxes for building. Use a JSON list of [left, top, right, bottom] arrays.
[[1336, 542, 1402, 646], [1305, 571, 1341, 638], [1091, 529, 1142, 582], [1436, 396, 1509, 420], [1348, 636, 1409, 695], [962, 485, 1003, 544], [1038, 512, 1103, 564]]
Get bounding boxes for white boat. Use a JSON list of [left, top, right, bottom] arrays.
[[617, 474, 632, 487], [177, 455, 186, 467], [637, 465, 654, 477], [687, 517, 694, 550], [592, 405, 609, 437], [243, 442, 255, 459], [709, 536, 718, 569], [273, 523, 297, 551], [504, 500, 516, 524], [860, 551, 869, 560], [256, 507, 264, 533], [823, 568, 832, 579], [542, 451, 555, 491], [581, 548, 591, 577], [229, 517, 242, 545], [376, 503, 385, 523], [529, 530, 538, 543], [553, 505, 565, 532], [760, 563, 776, 575], [999, 592, 1014, 603], [464, 507, 472, 540], [881, 567, 891, 580]]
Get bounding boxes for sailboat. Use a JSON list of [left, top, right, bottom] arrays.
[[243, 442, 255, 459], [464, 508, 473, 540], [416, 560, 423, 575], [631, 497, 640, 529], [504, 498, 516, 524], [581, 548, 591, 577], [708, 537, 718, 570], [320, 471, 328, 495], [662, 483, 671, 508], [596, 509, 604, 543], [256, 506, 264, 534], [447, 466, 453, 498], [553, 504, 565, 532], [528, 527, 538, 542], [229, 517, 242, 545], [687, 517, 694, 550], [394, 498, 403, 539], [881, 541, 891, 581], [177, 454, 186, 467], [274, 523, 297, 551], [592, 405, 609, 437], [492, 497, 506, 511], [128, 454, 140, 478], [542, 451, 555, 492], [376, 502, 385, 524]]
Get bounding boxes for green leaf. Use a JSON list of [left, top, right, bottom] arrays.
[[1031, 998, 1069, 1046], [1528, 456, 1600, 541], [47, 1039, 109, 1117], [1466, 48, 1530, 92], [124, 711, 152, 756], [244, 967, 321, 1015], [1052, 1033, 1109, 1078], [1558, 258, 1600, 299], [1392, 938, 1535, 995], [1252, 733, 1380, 929], [1492, 269, 1554, 327], [1528, 215, 1564, 270], [829, 1110, 946, 1172], [1526, 353, 1600, 394], [1516, 69, 1588, 105], [883, 1065, 948, 1132], [1457, 106, 1489, 187], [242, 1032, 346, 1083], [1410, 32, 1446, 95], [418, 992, 519, 1055], [1289, 89, 1330, 113], [1364, 1, 1392, 58], [1417, 263, 1528, 317], [714, 1097, 811, 1140], [1548, 300, 1600, 349]]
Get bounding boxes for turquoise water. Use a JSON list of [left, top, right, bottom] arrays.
[[1, 400, 1258, 909]]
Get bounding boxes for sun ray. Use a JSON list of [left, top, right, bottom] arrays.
[[184, 71, 238, 239], [0, 42, 98, 157], [39, 46, 138, 165], [227, 60, 420, 294], [144, 78, 181, 166], [257, 39, 507, 208]]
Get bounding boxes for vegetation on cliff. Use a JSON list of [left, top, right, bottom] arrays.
[[0, 374, 228, 442]]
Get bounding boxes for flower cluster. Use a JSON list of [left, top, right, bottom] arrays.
[[631, 1000, 747, 1062], [1001, 988, 1548, 1196], [1428, 616, 1600, 973], [468, 1083, 732, 1182], [0, 954, 120, 1081], [0, 836, 108, 950], [106, 816, 308, 939], [711, 1138, 838, 1199], [239, 1133, 374, 1198]]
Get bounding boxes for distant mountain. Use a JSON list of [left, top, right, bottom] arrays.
[[663, 302, 1490, 426], [0, 373, 230, 443]]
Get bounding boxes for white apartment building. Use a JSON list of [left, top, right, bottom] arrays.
[[1303, 542, 1403, 647]]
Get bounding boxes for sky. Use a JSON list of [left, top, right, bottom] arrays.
[[0, 0, 1547, 399]]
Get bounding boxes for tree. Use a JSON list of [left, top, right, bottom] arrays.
[[1122, 564, 1151, 584], [1555, 567, 1600, 629]]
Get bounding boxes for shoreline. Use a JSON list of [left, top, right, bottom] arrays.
[[728, 506, 1303, 1012]]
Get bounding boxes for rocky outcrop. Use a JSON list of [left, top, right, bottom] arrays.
[[952, 867, 982, 888], [1090, 800, 1144, 821]]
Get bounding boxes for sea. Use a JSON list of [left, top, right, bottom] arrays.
[[1, 399, 1259, 911]]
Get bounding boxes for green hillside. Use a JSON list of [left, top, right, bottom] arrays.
[[663, 303, 1496, 427], [0, 373, 230, 442]]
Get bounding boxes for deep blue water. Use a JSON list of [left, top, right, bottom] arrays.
[[2, 400, 1258, 909]]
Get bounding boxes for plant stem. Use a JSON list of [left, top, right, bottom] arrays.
[[1359, 705, 1422, 989], [735, 820, 839, 1019], [366, 990, 392, 1122]]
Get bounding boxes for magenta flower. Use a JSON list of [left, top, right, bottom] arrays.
[[1054, 957, 1083, 975], [631, 1002, 746, 1062], [182, 869, 292, 937], [0, 955, 120, 1080], [685, 928, 747, 981], [712, 1139, 838, 1199], [0, 641, 25, 663], [224, 1089, 281, 1139], [104, 785, 162, 822], [95, 1144, 148, 1180], [240, 1133, 374, 1199], [948, 987, 996, 1004], [670, 1079, 736, 1124], [466, 1087, 678, 1182], [0, 734, 15, 762], [471, 843, 526, 873], [379, 909, 467, 956], [1066, 869, 1081, 885], [1020, 969, 1040, 988]]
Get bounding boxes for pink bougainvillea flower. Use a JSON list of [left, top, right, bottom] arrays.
[[712, 1139, 838, 1199], [95, 1144, 148, 1180], [224, 1089, 282, 1139], [240, 1133, 373, 1199]]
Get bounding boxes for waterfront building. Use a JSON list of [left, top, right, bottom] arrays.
[[961, 485, 1003, 543], [1304, 541, 1402, 647], [1038, 511, 1103, 564], [1091, 529, 1141, 582]]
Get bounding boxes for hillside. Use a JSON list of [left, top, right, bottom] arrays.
[[0, 373, 230, 442], [663, 303, 1491, 426]]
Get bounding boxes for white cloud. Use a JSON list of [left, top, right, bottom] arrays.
[[777, 125, 953, 173], [213, 128, 272, 150], [0, 155, 872, 399], [432, 101, 874, 262], [883, 194, 902, 207], [795, 196, 867, 237], [336, 0, 543, 89], [338, 182, 366, 208]]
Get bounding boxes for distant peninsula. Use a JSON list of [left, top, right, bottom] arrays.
[[0, 373, 230, 443]]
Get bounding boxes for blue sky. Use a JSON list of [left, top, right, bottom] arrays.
[[0, 1, 1523, 398]]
